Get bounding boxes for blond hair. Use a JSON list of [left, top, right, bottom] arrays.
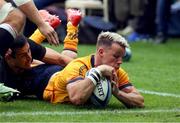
[[97, 31, 129, 48]]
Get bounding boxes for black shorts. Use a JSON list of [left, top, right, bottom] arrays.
[[0, 28, 14, 57]]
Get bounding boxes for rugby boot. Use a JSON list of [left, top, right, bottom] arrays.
[[0, 83, 20, 102], [66, 9, 82, 27]]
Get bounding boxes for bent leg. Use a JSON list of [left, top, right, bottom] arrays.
[[2, 8, 26, 34], [0, 7, 26, 56]]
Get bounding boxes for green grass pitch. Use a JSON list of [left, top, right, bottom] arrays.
[[0, 39, 180, 122]]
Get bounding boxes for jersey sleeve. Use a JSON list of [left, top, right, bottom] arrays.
[[64, 59, 89, 84], [27, 39, 46, 60], [117, 68, 132, 90]]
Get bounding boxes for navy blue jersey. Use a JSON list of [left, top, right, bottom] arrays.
[[18, 64, 63, 99]]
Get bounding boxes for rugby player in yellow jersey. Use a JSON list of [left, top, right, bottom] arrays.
[[43, 32, 144, 108]]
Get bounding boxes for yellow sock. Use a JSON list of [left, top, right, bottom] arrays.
[[29, 29, 45, 44], [63, 22, 78, 52]]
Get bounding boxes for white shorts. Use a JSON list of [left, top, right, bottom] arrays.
[[0, 2, 14, 23]]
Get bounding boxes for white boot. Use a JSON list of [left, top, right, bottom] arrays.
[[0, 83, 20, 101]]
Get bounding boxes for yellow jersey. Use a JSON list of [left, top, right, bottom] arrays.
[[43, 55, 130, 103]]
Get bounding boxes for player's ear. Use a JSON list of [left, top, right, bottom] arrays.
[[98, 48, 104, 57]]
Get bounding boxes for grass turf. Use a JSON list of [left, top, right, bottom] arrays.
[[0, 39, 180, 122]]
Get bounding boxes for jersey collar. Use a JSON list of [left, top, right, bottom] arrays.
[[90, 55, 95, 68]]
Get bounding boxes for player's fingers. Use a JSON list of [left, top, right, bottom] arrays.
[[47, 31, 59, 46], [111, 80, 118, 94], [113, 72, 118, 82], [51, 31, 59, 45], [46, 35, 53, 45], [111, 80, 116, 86]]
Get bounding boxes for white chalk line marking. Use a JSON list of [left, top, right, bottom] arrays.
[[0, 109, 180, 117], [138, 89, 180, 98]]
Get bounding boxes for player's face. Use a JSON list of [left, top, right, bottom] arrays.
[[14, 43, 32, 69], [101, 43, 125, 70]]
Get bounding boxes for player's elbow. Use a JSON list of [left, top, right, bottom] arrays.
[[132, 94, 145, 108], [126, 96, 145, 108], [69, 94, 85, 105], [58, 55, 73, 66], [136, 95, 145, 108], [139, 98, 145, 108], [67, 86, 86, 105], [67, 81, 90, 105], [134, 96, 145, 108], [135, 100, 144, 108], [125, 102, 144, 109]]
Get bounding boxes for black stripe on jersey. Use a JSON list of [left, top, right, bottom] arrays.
[[119, 83, 133, 90], [79, 64, 88, 76], [68, 77, 84, 84]]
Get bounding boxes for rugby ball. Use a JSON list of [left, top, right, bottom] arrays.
[[123, 47, 132, 62], [90, 77, 112, 107]]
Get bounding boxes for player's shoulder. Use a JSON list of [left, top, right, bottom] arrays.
[[74, 54, 91, 61], [70, 54, 92, 66], [116, 67, 129, 79], [64, 55, 92, 76], [117, 67, 126, 74]]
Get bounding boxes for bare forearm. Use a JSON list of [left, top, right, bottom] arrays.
[[42, 47, 72, 66], [113, 90, 144, 108], [67, 79, 95, 105]]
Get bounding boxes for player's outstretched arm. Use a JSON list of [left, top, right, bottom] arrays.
[[41, 47, 73, 67], [112, 84, 144, 108]]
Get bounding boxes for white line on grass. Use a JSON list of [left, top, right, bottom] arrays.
[[0, 109, 180, 117], [0, 89, 179, 117], [138, 89, 180, 98]]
